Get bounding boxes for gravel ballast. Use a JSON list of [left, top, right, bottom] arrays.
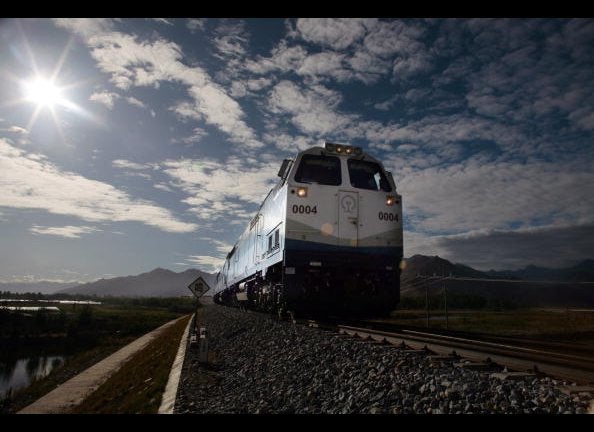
[[174, 305, 593, 414]]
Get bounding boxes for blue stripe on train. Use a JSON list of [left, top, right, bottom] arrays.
[[284, 238, 402, 257]]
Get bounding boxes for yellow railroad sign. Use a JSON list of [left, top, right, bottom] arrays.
[[188, 276, 210, 298]]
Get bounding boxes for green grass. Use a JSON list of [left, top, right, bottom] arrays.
[[72, 314, 191, 414], [0, 296, 197, 339], [386, 307, 594, 340], [1, 335, 139, 413], [1, 298, 198, 413]]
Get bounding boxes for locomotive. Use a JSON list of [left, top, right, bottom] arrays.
[[213, 142, 403, 316]]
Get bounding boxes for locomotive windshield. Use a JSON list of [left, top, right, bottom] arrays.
[[294, 155, 341, 186], [347, 159, 392, 191]]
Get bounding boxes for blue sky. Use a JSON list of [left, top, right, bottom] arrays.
[[1, 18, 593, 283]]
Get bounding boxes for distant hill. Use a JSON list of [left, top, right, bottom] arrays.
[[401, 254, 493, 284], [402, 255, 594, 283], [486, 259, 594, 282], [0, 281, 79, 295], [59, 268, 216, 297], [400, 255, 594, 307]]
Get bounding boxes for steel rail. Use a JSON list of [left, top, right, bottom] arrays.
[[336, 324, 594, 385]]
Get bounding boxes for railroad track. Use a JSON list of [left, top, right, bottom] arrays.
[[302, 319, 594, 386], [236, 308, 594, 392]]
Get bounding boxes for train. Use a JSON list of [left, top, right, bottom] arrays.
[[213, 142, 403, 317]]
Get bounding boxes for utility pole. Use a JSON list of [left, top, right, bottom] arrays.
[[443, 275, 449, 330], [425, 276, 429, 328]]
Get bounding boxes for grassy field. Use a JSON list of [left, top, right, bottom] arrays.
[[385, 307, 594, 341], [0, 297, 197, 413], [72, 314, 191, 414]]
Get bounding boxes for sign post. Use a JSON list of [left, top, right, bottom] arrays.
[[198, 326, 208, 363], [188, 276, 211, 299]]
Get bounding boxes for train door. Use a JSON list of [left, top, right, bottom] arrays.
[[338, 190, 359, 246], [253, 215, 262, 265]]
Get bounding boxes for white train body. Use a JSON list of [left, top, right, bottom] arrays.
[[214, 143, 403, 316]]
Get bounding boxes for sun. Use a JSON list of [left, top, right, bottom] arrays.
[[19, 73, 85, 132], [24, 77, 65, 109], [2, 36, 93, 138]]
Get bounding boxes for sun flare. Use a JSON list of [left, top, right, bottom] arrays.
[[24, 77, 65, 109]]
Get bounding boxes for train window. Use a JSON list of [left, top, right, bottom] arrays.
[[268, 235, 272, 253], [347, 159, 392, 191], [274, 229, 279, 248], [294, 155, 341, 186]]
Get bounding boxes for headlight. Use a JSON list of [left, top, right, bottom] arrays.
[[297, 187, 308, 198], [324, 142, 363, 156], [386, 195, 396, 206]]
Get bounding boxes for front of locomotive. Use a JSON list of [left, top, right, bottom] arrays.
[[283, 143, 403, 316]]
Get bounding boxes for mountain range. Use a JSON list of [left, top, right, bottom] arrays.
[[0, 281, 79, 295], [2, 256, 593, 300], [57, 268, 216, 297], [401, 255, 594, 283], [401, 255, 594, 307]]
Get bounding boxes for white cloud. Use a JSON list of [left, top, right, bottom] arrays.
[[245, 41, 308, 75], [246, 22, 401, 86], [187, 19, 206, 33], [349, 19, 432, 83], [363, 114, 525, 153], [185, 84, 263, 148], [85, 33, 186, 90], [432, 224, 594, 270], [258, 19, 432, 86], [0, 139, 196, 233], [180, 127, 208, 145], [183, 237, 234, 273], [57, 22, 261, 148], [213, 21, 249, 58], [392, 55, 432, 79], [438, 19, 594, 133], [404, 230, 447, 258], [267, 80, 354, 136], [364, 20, 422, 58], [0, 125, 29, 135], [185, 255, 224, 273], [262, 131, 317, 152], [170, 102, 203, 122], [91, 34, 261, 146], [30, 225, 99, 239], [111, 159, 154, 179], [246, 77, 273, 92], [153, 18, 173, 26], [161, 156, 279, 223], [0, 274, 85, 284], [295, 18, 373, 50], [125, 96, 146, 109], [90, 91, 120, 109], [112, 159, 152, 170], [347, 49, 391, 84], [201, 237, 233, 254], [296, 51, 354, 83], [266, 81, 514, 153], [404, 223, 594, 270], [396, 158, 594, 234], [53, 18, 115, 40], [154, 183, 174, 193], [373, 96, 399, 111]]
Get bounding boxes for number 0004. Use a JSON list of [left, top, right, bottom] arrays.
[[292, 205, 317, 214], [378, 212, 398, 221]]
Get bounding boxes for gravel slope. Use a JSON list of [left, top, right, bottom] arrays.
[[175, 305, 592, 414]]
